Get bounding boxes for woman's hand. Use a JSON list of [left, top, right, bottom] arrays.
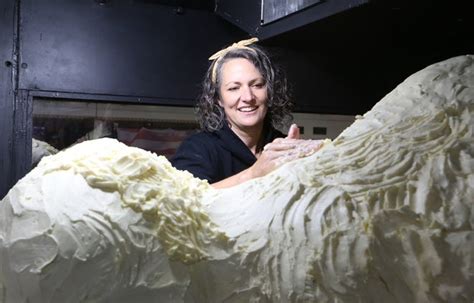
[[212, 124, 325, 188], [248, 124, 324, 179]]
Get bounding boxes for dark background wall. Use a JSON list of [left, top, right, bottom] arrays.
[[1, 0, 473, 198]]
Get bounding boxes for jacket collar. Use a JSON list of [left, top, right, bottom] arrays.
[[216, 123, 257, 165]]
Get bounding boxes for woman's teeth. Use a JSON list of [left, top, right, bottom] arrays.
[[239, 107, 256, 112]]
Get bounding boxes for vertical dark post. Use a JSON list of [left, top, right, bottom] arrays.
[[0, 0, 18, 199], [12, 90, 32, 183]]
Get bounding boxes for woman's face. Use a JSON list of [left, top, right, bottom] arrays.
[[218, 58, 268, 133]]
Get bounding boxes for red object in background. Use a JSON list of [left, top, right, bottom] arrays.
[[117, 127, 196, 159]]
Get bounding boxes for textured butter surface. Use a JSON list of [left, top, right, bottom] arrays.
[[1, 55, 473, 302]]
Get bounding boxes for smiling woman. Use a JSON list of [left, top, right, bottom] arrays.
[[171, 38, 323, 188]]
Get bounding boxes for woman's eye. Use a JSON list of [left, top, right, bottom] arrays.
[[228, 87, 238, 91], [253, 83, 265, 88]]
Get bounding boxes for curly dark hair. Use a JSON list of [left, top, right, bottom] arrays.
[[196, 43, 293, 134]]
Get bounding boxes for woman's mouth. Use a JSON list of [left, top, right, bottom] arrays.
[[238, 106, 257, 112]]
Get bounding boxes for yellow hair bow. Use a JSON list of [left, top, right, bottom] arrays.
[[208, 37, 259, 83]]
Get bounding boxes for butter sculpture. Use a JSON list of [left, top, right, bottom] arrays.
[[1, 55, 473, 302]]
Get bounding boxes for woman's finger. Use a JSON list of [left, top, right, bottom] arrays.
[[264, 139, 324, 152], [286, 124, 300, 139]]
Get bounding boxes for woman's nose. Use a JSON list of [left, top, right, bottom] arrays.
[[240, 86, 253, 101]]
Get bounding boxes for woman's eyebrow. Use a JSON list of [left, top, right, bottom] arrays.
[[223, 81, 241, 87], [251, 77, 264, 83], [223, 77, 264, 86]]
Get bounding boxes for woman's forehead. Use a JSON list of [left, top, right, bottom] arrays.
[[220, 58, 262, 81]]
